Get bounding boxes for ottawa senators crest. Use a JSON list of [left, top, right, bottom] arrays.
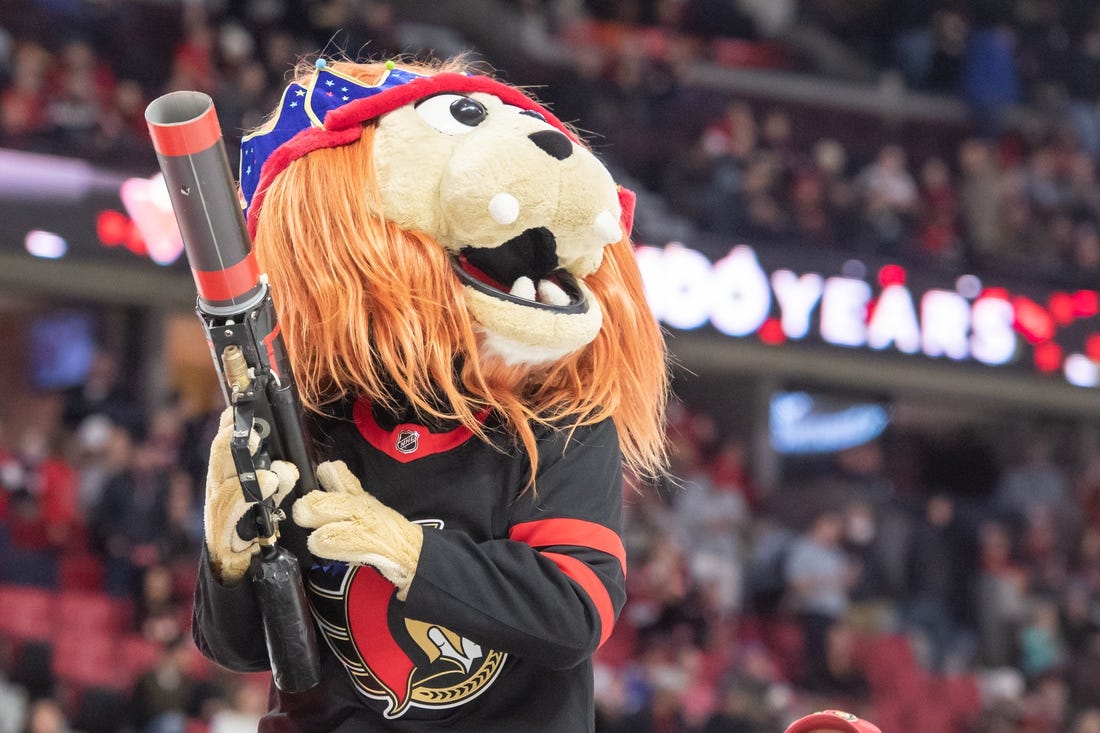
[[306, 522, 506, 719]]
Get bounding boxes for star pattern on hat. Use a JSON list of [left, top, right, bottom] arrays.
[[238, 63, 426, 214]]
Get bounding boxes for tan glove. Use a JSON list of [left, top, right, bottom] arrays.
[[292, 460, 423, 601], [204, 408, 299, 583]]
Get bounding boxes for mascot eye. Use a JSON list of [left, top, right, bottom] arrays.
[[415, 94, 487, 135], [503, 104, 547, 122]]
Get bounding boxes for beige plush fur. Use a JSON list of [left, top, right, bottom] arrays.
[[204, 408, 299, 583], [372, 92, 622, 364], [292, 460, 424, 601], [463, 280, 603, 362]]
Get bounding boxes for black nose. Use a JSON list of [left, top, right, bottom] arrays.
[[528, 130, 573, 160]]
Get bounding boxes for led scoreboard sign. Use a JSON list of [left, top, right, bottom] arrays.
[[636, 242, 1100, 389]]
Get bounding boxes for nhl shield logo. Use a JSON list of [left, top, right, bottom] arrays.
[[395, 429, 420, 455]]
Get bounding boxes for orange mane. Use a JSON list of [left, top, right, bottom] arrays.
[[251, 60, 668, 481]]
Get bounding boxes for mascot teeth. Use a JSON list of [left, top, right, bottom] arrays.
[[594, 211, 622, 245], [510, 276, 536, 300], [537, 279, 571, 306], [488, 193, 520, 226]]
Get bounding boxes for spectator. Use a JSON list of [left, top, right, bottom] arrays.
[[1017, 596, 1067, 680], [137, 563, 186, 646], [822, 620, 869, 697], [619, 682, 690, 733], [90, 433, 171, 597], [60, 349, 141, 437], [674, 436, 749, 621], [1068, 632, 1100, 712], [914, 156, 960, 262], [961, 23, 1021, 134], [21, 697, 72, 733], [3, 429, 79, 587], [1066, 10, 1100, 159], [1070, 708, 1100, 733], [45, 39, 115, 156], [957, 137, 1005, 264], [855, 144, 918, 255], [904, 493, 974, 672], [0, 42, 51, 146], [975, 520, 1029, 667], [1060, 581, 1098, 653], [1021, 673, 1071, 732], [994, 432, 1072, 532], [208, 680, 267, 733], [697, 679, 761, 733], [783, 509, 859, 691], [0, 669, 27, 733], [129, 638, 197, 733]]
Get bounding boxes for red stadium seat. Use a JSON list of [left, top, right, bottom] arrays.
[[862, 634, 920, 694], [53, 630, 125, 691], [56, 590, 133, 636], [937, 674, 983, 729], [0, 585, 55, 643], [593, 614, 637, 668], [186, 719, 210, 733], [118, 633, 166, 687], [58, 553, 105, 592]]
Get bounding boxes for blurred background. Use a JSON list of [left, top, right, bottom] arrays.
[[3, 0, 1100, 731]]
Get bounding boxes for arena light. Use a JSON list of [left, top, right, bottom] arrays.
[[118, 172, 185, 265], [770, 391, 890, 454], [25, 230, 67, 259]]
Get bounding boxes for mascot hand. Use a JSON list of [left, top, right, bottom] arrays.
[[292, 460, 423, 601], [204, 408, 299, 584]]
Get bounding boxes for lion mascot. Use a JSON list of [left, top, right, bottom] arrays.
[[192, 57, 669, 732]]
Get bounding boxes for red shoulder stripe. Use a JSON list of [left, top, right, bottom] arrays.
[[541, 552, 617, 647], [509, 518, 626, 577]]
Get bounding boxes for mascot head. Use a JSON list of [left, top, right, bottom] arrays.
[[243, 58, 667, 480]]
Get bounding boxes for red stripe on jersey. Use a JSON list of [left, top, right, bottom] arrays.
[[352, 398, 489, 463], [509, 518, 626, 576], [541, 552, 617, 647]]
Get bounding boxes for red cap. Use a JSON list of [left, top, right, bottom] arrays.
[[784, 710, 883, 733]]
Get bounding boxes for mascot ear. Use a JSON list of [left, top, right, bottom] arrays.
[[618, 186, 636, 238]]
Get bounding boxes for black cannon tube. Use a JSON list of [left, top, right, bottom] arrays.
[[146, 91, 263, 313]]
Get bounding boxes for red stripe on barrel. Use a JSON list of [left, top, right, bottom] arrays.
[[191, 252, 261, 303], [148, 103, 221, 157]]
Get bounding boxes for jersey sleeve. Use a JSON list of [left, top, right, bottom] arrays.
[[192, 546, 272, 672], [402, 417, 627, 670]]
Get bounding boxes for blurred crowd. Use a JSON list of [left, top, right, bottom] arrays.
[[7, 348, 1100, 731], [6, 1, 1100, 732], [0, 350, 263, 733], [595, 401, 1100, 733], [3, 1, 1100, 285], [4, 0, 1100, 283]]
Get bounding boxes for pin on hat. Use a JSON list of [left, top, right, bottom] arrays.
[[784, 710, 883, 733]]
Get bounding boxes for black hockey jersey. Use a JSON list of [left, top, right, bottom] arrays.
[[193, 397, 627, 732]]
